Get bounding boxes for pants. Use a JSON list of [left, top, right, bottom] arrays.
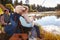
[[34, 25, 41, 38], [31, 25, 40, 38]]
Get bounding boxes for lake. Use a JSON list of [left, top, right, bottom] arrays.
[[34, 16, 60, 34]]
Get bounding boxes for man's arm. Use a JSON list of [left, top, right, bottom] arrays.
[[22, 14, 33, 23]]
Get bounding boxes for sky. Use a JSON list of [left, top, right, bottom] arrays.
[[13, 0, 60, 7]]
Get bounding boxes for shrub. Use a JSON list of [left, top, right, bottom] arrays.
[[0, 8, 3, 15], [6, 4, 14, 12]]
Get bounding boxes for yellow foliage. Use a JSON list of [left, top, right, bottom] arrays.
[[39, 26, 60, 40], [0, 8, 3, 15], [6, 4, 14, 12]]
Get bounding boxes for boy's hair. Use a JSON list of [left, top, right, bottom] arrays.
[[4, 9, 9, 12], [4, 10, 7, 12], [14, 5, 25, 13]]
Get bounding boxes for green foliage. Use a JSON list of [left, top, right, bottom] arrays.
[[14, 0, 18, 6], [29, 5, 37, 12], [0, 0, 13, 6], [55, 4, 60, 10]]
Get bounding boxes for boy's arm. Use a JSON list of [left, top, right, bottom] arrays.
[[0, 16, 7, 25], [19, 16, 33, 27]]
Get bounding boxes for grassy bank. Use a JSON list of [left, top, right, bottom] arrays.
[[39, 25, 60, 40]]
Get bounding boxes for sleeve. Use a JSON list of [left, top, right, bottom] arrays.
[[0, 16, 7, 25], [19, 16, 33, 27]]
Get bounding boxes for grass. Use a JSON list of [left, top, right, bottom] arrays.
[[39, 25, 60, 40]]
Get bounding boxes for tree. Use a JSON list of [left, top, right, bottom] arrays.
[[55, 4, 60, 10], [15, 0, 18, 4], [36, 5, 42, 12], [0, 0, 13, 6], [9, 0, 13, 4], [14, 0, 18, 6], [32, 4, 36, 10], [18, 1, 23, 5]]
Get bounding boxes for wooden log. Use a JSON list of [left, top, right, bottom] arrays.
[[9, 33, 28, 40], [0, 4, 6, 11]]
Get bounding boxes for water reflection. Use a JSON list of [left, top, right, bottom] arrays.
[[34, 16, 60, 34], [35, 16, 60, 26]]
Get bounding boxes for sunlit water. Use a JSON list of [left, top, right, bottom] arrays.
[[34, 16, 60, 34]]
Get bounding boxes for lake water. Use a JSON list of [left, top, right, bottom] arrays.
[[34, 16, 60, 34]]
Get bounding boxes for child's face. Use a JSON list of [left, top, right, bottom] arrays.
[[19, 9, 25, 15], [23, 7, 29, 14], [5, 10, 9, 14]]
